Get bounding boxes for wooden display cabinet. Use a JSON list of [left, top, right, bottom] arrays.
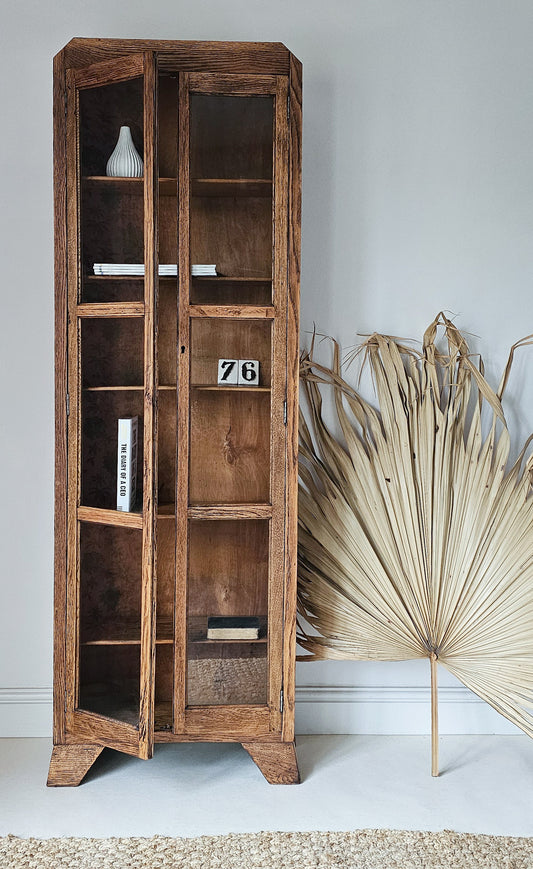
[[49, 39, 301, 786]]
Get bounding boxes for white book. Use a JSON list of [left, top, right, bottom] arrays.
[[116, 417, 138, 512], [93, 264, 178, 276]]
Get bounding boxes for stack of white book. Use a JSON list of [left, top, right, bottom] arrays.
[[192, 264, 217, 277], [93, 263, 178, 276]]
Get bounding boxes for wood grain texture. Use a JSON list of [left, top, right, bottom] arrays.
[[174, 71, 191, 734], [242, 741, 300, 784], [188, 520, 268, 617], [267, 75, 290, 736], [64, 66, 82, 741], [76, 302, 144, 317], [189, 391, 271, 505], [61, 39, 290, 76], [139, 51, 158, 760], [155, 731, 282, 743], [189, 73, 277, 95], [191, 195, 272, 279], [282, 53, 302, 743], [53, 49, 68, 746], [47, 744, 104, 787], [73, 53, 145, 89], [189, 305, 275, 319], [184, 705, 270, 737], [65, 711, 144, 757], [77, 505, 143, 529]]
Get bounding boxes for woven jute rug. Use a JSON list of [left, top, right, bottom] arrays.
[[2, 830, 533, 869]]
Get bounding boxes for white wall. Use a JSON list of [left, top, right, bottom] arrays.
[[1, 0, 533, 737]]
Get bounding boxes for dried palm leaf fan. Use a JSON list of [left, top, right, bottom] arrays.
[[298, 312, 533, 776]]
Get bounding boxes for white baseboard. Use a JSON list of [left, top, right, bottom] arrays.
[[0, 685, 521, 738], [0, 689, 53, 738], [294, 685, 521, 735]]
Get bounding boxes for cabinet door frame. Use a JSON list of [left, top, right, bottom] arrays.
[[174, 72, 290, 738], [62, 51, 158, 759]]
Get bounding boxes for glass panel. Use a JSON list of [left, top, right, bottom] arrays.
[[79, 78, 145, 303], [187, 520, 268, 706], [78, 523, 142, 724], [189, 94, 273, 305], [189, 318, 271, 505], [80, 318, 144, 511]]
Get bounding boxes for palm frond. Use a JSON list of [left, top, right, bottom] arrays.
[[298, 312, 533, 766]]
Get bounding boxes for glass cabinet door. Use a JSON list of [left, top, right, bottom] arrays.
[[66, 53, 158, 759], [176, 74, 289, 728]]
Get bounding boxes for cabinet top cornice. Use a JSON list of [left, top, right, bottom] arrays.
[[56, 38, 298, 76]]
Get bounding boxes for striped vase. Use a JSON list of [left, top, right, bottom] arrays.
[[106, 126, 143, 177]]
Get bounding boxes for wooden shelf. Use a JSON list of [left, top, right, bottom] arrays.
[[82, 617, 174, 646], [192, 178, 272, 197], [83, 177, 272, 197], [84, 385, 176, 391], [83, 176, 177, 195]]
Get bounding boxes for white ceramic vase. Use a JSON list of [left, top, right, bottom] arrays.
[[106, 126, 143, 177]]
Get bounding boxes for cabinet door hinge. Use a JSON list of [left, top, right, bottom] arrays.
[[283, 399, 287, 426], [66, 393, 70, 417], [280, 688, 284, 713], [287, 93, 290, 121]]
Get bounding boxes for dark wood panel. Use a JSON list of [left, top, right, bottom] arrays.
[[282, 54, 303, 743], [53, 49, 68, 747], [190, 94, 273, 180], [60, 39, 290, 75]]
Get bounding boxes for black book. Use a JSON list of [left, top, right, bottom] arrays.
[[207, 616, 260, 640]]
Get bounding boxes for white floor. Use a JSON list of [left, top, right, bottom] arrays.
[[1, 736, 532, 839]]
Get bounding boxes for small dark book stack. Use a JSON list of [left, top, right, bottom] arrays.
[[207, 616, 260, 640]]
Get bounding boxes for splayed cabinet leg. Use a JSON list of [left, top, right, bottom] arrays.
[[47, 744, 104, 786], [242, 741, 300, 784]]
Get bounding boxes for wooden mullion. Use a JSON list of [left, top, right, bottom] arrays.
[[66, 711, 144, 756], [64, 68, 82, 727], [187, 504, 272, 520], [77, 505, 143, 529], [184, 705, 271, 737], [76, 302, 145, 318], [174, 71, 191, 733], [268, 76, 290, 736], [188, 305, 275, 319], [282, 54, 302, 742], [52, 49, 68, 746], [139, 51, 158, 760]]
